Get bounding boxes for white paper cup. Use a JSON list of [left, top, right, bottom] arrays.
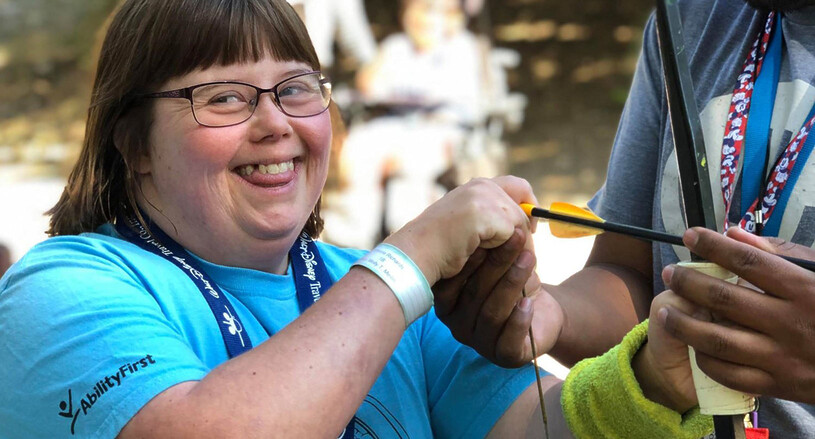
[[677, 261, 756, 415]]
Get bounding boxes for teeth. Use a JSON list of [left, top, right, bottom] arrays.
[[240, 160, 293, 176]]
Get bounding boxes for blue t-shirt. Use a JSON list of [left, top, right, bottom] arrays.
[[0, 224, 538, 438], [589, 1, 815, 435]]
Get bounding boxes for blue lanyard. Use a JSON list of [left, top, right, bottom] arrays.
[[115, 215, 337, 353], [115, 214, 252, 358], [767, 105, 815, 237], [741, 16, 815, 235], [741, 16, 782, 220], [290, 231, 334, 313], [116, 215, 356, 438], [287, 232, 356, 439]]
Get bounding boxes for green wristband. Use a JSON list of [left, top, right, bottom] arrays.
[[561, 320, 713, 439]]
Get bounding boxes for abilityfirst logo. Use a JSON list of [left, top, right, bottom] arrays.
[[58, 354, 156, 435]]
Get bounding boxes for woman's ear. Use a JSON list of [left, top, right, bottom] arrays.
[[113, 113, 152, 175]]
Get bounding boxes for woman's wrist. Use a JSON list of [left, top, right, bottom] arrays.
[[352, 243, 433, 327], [383, 229, 440, 285]]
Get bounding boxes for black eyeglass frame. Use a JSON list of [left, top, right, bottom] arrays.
[[140, 71, 332, 128]]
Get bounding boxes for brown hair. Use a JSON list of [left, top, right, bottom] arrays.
[[48, 0, 325, 237]]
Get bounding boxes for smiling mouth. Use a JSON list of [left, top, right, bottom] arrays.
[[237, 159, 295, 177]]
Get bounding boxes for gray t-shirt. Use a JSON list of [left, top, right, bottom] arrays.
[[589, 0, 815, 435]]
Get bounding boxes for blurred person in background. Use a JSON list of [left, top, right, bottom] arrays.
[[460, 0, 485, 19], [286, 0, 377, 70], [322, 0, 485, 250]]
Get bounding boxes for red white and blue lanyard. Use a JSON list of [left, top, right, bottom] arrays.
[[115, 214, 355, 438], [720, 12, 815, 235]]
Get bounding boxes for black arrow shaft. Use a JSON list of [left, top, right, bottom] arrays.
[[530, 206, 815, 273], [530, 207, 684, 246]]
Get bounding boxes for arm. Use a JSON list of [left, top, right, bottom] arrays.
[[432, 228, 654, 369], [540, 11, 666, 365], [546, 232, 654, 365], [118, 177, 537, 438], [488, 307, 708, 439], [430, 209, 700, 438], [118, 266, 406, 438], [488, 376, 572, 439]]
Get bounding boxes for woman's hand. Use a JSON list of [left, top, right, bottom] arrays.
[[385, 176, 537, 285], [384, 176, 566, 367], [658, 227, 815, 405]]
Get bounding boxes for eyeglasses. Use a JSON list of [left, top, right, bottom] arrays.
[[141, 71, 332, 127]]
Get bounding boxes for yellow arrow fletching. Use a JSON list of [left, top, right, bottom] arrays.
[[518, 202, 604, 238], [548, 222, 603, 238], [548, 202, 604, 238], [550, 202, 604, 222]]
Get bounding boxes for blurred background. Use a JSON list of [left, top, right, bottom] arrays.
[[0, 0, 653, 315]]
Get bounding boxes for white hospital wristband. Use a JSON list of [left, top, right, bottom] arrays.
[[352, 243, 433, 327]]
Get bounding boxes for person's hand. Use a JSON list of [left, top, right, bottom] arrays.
[[657, 226, 815, 405], [633, 290, 700, 413], [431, 228, 564, 368], [385, 176, 536, 286]]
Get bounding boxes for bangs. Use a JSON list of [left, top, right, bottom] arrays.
[[130, 0, 319, 92]]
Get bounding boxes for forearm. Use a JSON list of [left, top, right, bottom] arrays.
[[120, 267, 405, 438], [547, 263, 652, 366], [487, 377, 574, 439], [492, 322, 710, 439]]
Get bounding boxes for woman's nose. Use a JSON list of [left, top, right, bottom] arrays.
[[249, 93, 293, 140]]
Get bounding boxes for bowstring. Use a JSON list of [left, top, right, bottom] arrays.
[[522, 288, 549, 439]]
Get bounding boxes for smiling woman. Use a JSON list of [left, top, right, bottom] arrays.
[[0, 0, 557, 437], [132, 57, 334, 274]]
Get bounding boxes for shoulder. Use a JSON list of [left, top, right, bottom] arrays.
[[674, 0, 764, 53], [641, 0, 761, 45], [636, 0, 764, 102], [0, 228, 191, 324], [4, 231, 145, 282], [2, 228, 173, 291], [0, 231, 209, 437]]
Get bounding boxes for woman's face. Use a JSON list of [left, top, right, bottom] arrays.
[[137, 55, 331, 273]]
